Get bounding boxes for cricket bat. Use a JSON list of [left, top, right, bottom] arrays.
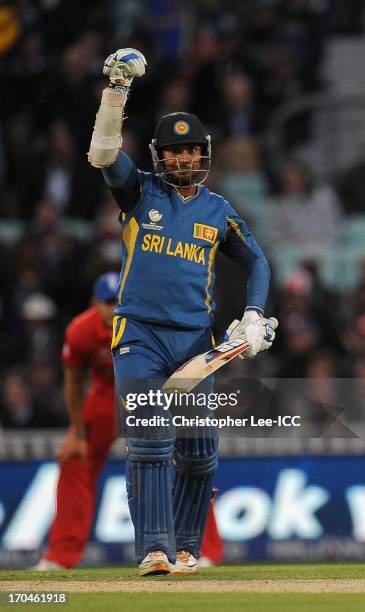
[[163, 337, 251, 394]]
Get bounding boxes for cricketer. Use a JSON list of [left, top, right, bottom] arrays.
[[34, 272, 221, 570], [88, 48, 277, 576]]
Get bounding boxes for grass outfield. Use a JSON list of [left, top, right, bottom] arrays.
[[1, 565, 365, 611], [1, 563, 365, 581]]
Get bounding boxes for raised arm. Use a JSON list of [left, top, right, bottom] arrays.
[[88, 49, 146, 211], [88, 48, 146, 169]]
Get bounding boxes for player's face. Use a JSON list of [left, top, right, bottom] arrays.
[[161, 144, 202, 186]]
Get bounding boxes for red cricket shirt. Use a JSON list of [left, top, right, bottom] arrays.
[[62, 307, 114, 397]]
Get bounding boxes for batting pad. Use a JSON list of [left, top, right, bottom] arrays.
[[173, 435, 218, 558], [126, 437, 176, 564]]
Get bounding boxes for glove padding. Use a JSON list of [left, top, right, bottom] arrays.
[[103, 48, 147, 88], [225, 310, 278, 358]]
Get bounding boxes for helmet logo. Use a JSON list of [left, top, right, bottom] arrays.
[[173, 120, 190, 136]]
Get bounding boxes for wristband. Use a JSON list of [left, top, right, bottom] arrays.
[[245, 306, 263, 317]]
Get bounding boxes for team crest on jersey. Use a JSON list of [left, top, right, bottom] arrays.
[[173, 120, 190, 136], [142, 209, 164, 231], [193, 223, 218, 244]]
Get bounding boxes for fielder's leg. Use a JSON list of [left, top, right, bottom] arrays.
[[40, 402, 115, 568], [200, 496, 223, 566]]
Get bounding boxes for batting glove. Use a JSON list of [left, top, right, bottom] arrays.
[[225, 309, 278, 359], [103, 48, 147, 92]]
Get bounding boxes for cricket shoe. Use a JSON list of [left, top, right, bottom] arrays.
[[139, 551, 170, 576], [170, 551, 199, 575], [33, 559, 66, 571]]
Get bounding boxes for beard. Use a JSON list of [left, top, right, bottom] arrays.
[[165, 170, 194, 187]]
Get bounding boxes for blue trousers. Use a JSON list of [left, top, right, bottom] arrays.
[[112, 317, 219, 564]]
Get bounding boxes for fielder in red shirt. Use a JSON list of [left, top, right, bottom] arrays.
[[35, 272, 222, 569]]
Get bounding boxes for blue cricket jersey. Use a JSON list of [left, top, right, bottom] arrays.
[[103, 152, 270, 329]]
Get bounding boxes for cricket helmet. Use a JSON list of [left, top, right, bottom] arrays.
[[149, 112, 211, 187], [93, 272, 119, 303]]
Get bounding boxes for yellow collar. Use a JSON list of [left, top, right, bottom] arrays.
[[174, 187, 198, 202]]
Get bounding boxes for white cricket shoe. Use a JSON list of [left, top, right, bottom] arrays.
[[138, 551, 170, 576], [170, 551, 199, 575], [33, 559, 66, 571]]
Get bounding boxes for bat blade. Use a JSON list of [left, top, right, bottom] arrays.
[[163, 338, 251, 393]]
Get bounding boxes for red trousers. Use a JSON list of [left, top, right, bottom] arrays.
[[201, 498, 224, 564], [43, 392, 116, 568], [43, 392, 223, 567]]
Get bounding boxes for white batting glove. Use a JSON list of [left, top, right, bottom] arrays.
[[225, 309, 278, 359], [103, 48, 147, 91]]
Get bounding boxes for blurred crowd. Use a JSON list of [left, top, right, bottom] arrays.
[[1, 0, 365, 428]]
